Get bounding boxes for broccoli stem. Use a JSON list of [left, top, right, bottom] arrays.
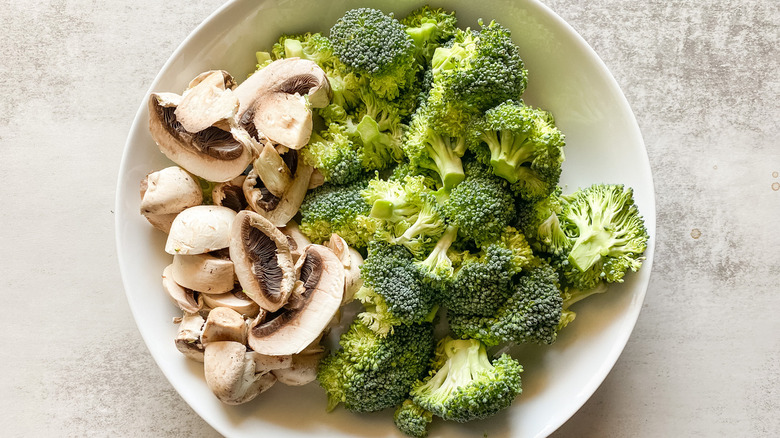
[[481, 130, 534, 184], [424, 133, 465, 190], [568, 228, 613, 271], [418, 225, 458, 277]]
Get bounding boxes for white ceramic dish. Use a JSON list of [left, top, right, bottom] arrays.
[[116, 0, 655, 436]]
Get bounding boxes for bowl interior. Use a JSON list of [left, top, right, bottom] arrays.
[[116, 0, 655, 437]]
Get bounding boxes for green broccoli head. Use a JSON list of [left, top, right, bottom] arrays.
[[449, 262, 563, 346], [394, 399, 433, 438], [410, 337, 523, 423], [557, 184, 648, 290], [516, 186, 571, 255], [427, 20, 528, 131], [471, 100, 565, 201], [444, 227, 534, 316], [302, 124, 365, 185], [318, 319, 435, 413], [358, 241, 440, 334], [270, 32, 337, 69], [363, 175, 447, 255], [400, 6, 458, 64], [402, 106, 468, 190], [298, 178, 379, 248], [329, 8, 418, 99], [444, 164, 516, 245]]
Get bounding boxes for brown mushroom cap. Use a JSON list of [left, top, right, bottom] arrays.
[[247, 244, 344, 355], [229, 210, 296, 312]]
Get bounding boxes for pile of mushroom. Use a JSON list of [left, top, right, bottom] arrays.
[[140, 60, 362, 405]]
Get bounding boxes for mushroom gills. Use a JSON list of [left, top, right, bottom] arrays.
[[247, 245, 344, 356], [229, 210, 295, 312]]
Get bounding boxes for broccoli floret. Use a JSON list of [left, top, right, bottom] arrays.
[[444, 227, 534, 316], [410, 337, 523, 422], [426, 21, 528, 133], [394, 399, 434, 438], [449, 262, 563, 346], [270, 32, 337, 69], [444, 166, 516, 245], [400, 6, 458, 64], [318, 320, 435, 412], [298, 179, 379, 248], [402, 106, 468, 190], [302, 124, 365, 185], [416, 224, 459, 283], [471, 100, 565, 200], [556, 184, 648, 290], [357, 241, 439, 334], [362, 175, 447, 254], [516, 186, 571, 255], [329, 8, 418, 99]]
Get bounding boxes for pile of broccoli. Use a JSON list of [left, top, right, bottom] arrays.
[[257, 6, 649, 437]]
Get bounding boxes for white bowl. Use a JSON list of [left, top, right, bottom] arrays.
[[115, 0, 656, 437]]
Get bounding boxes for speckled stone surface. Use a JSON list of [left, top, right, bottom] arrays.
[[0, 0, 777, 436]]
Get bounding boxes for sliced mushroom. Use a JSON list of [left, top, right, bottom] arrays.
[[201, 287, 260, 318], [140, 167, 202, 233], [212, 175, 248, 212], [325, 234, 364, 303], [234, 58, 330, 149], [162, 264, 201, 313], [171, 253, 235, 294], [203, 341, 277, 405], [175, 312, 205, 362], [148, 70, 254, 183], [243, 156, 313, 227], [279, 220, 312, 263], [272, 336, 326, 386], [247, 244, 345, 356], [252, 143, 292, 197], [308, 168, 325, 190], [175, 70, 239, 133], [247, 351, 293, 372], [201, 307, 247, 345], [165, 205, 236, 255], [229, 210, 296, 311]]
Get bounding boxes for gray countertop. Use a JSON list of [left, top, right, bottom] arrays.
[[1, 0, 778, 436]]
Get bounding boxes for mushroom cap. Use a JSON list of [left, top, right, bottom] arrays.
[[162, 264, 201, 313], [175, 312, 206, 362], [325, 234, 364, 303], [201, 287, 260, 318], [234, 58, 330, 149], [201, 307, 248, 345], [148, 70, 254, 183], [279, 220, 312, 263], [247, 244, 345, 356], [212, 175, 248, 212], [243, 156, 313, 228], [165, 205, 237, 255], [171, 253, 235, 294], [140, 166, 202, 216], [203, 341, 277, 405], [229, 210, 296, 312]]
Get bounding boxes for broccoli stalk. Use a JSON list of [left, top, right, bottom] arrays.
[[410, 337, 523, 423], [557, 184, 648, 290], [416, 224, 459, 282], [472, 100, 565, 200], [403, 111, 467, 190]]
